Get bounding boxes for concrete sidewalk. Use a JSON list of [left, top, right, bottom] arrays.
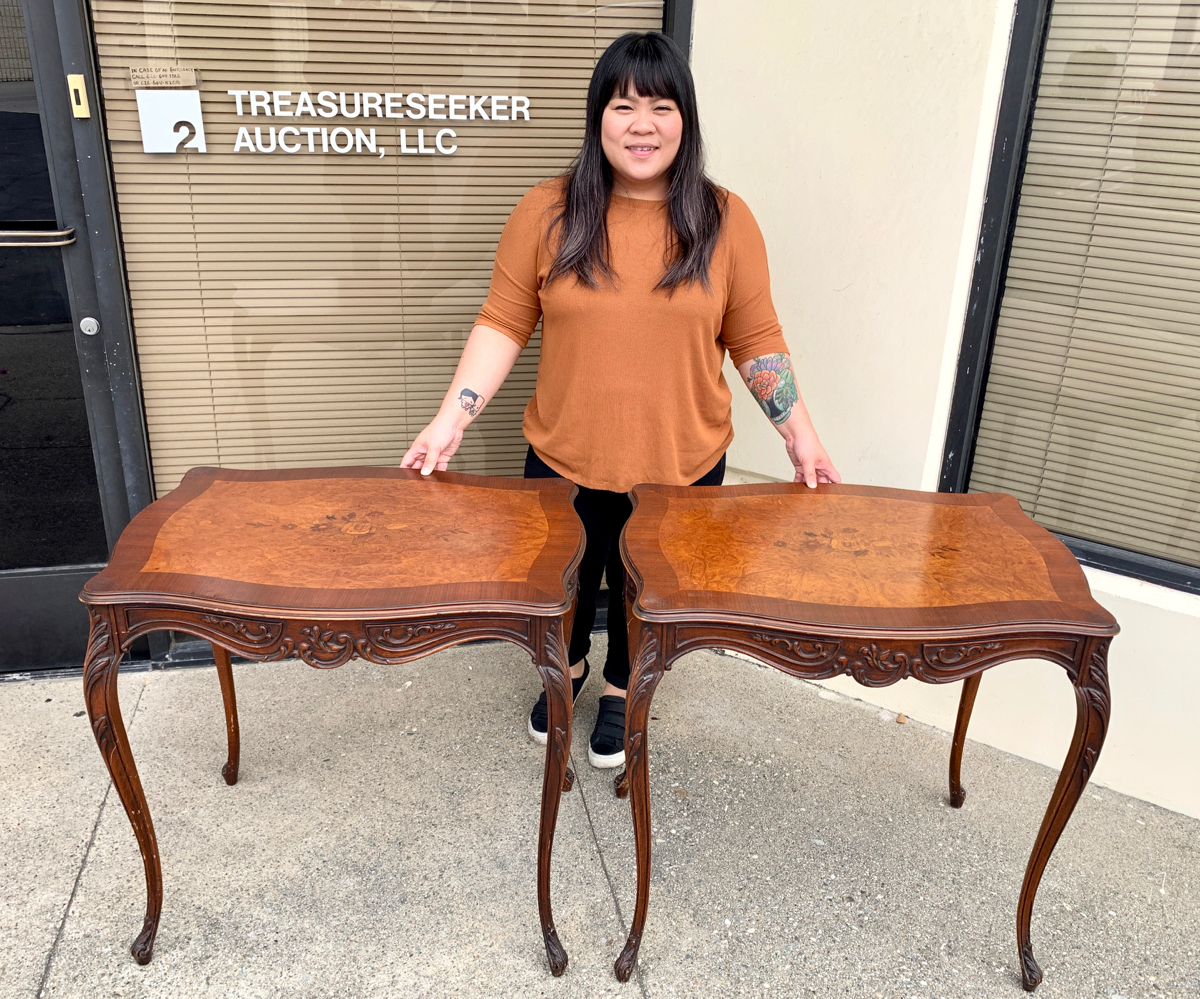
[[1, 640, 1196, 999]]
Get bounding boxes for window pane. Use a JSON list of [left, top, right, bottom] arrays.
[[971, 0, 1200, 568]]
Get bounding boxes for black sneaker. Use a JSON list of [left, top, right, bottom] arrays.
[[528, 658, 590, 745], [588, 694, 626, 769]]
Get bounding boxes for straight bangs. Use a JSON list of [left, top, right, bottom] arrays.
[[607, 52, 680, 106], [547, 32, 725, 292]]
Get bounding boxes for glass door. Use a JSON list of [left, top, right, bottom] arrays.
[[1, 0, 108, 573], [0, 0, 149, 670]]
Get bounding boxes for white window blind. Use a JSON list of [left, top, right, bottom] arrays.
[[88, 0, 663, 495], [971, 0, 1200, 567]]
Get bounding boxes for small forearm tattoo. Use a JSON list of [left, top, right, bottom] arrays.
[[746, 353, 798, 425], [458, 388, 484, 417]]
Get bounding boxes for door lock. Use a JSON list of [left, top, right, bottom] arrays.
[[80, 317, 100, 336], [67, 74, 90, 118]]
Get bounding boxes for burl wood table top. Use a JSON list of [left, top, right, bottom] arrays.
[[83, 467, 584, 617], [622, 482, 1117, 636]]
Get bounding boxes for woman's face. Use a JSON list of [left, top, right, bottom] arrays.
[[600, 88, 683, 196]]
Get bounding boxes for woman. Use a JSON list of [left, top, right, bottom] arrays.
[[401, 31, 840, 769]]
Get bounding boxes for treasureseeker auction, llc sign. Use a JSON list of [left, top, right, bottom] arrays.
[[226, 89, 532, 157]]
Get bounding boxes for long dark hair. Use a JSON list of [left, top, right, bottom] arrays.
[[547, 31, 726, 292]]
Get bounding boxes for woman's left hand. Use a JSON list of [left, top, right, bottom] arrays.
[[782, 418, 841, 488], [737, 351, 841, 488]]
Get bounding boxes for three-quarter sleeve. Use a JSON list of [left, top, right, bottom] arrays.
[[475, 185, 552, 348], [719, 194, 790, 367], [479, 183, 787, 492]]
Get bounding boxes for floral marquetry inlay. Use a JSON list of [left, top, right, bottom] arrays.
[[658, 493, 1059, 608]]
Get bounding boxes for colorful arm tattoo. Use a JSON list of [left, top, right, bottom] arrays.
[[745, 353, 799, 425], [458, 388, 484, 417]]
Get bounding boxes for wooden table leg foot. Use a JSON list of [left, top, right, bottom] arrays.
[[131, 914, 160, 965], [614, 934, 641, 982], [1020, 941, 1043, 991], [614, 767, 629, 799], [949, 673, 981, 808], [213, 645, 240, 786], [544, 925, 569, 976]]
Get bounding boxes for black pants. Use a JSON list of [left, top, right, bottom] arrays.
[[524, 446, 726, 689]]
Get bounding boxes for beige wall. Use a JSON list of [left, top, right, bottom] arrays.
[[692, 0, 1015, 486], [691, 0, 1200, 818]]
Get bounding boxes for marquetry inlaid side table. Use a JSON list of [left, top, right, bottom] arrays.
[[80, 466, 584, 974], [614, 482, 1118, 992]]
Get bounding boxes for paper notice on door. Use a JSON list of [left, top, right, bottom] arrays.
[[129, 66, 198, 89]]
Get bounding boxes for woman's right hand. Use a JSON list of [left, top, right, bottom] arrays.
[[400, 414, 465, 475], [399, 324, 524, 475]]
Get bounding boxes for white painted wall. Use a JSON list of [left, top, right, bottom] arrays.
[[692, 0, 1016, 487], [691, 0, 1200, 818]]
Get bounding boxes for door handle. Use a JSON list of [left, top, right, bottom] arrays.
[[0, 227, 77, 247]]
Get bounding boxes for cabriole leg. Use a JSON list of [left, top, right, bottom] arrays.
[[949, 672, 982, 807], [212, 644, 240, 785], [1016, 637, 1111, 991], [82, 605, 163, 965], [614, 617, 665, 983], [534, 614, 574, 976]]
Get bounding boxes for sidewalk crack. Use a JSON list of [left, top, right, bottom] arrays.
[[573, 751, 649, 998], [36, 677, 149, 998]]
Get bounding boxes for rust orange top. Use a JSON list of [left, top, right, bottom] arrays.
[[477, 180, 789, 492]]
